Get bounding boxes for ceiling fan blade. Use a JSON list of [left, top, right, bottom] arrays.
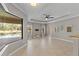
[[42, 14, 54, 19], [47, 16, 54, 19], [50, 17, 54, 18]]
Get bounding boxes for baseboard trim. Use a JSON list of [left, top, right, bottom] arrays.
[[0, 45, 9, 56], [53, 37, 74, 43], [9, 44, 27, 56]]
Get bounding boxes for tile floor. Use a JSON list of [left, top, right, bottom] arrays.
[[13, 36, 73, 56]]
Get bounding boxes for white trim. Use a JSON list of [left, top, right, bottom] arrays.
[[53, 37, 74, 43], [1, 3, 9, 12], [28, 14, 79, 24], [11, 4, 27, 16], [9, 44, 26, 56], [48, 14, 79, 23], [0, 45, 9, 56], [2, 3, 27, 17]]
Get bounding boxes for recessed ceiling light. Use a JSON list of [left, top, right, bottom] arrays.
[[30, 2, 37, 6], [29, 0, 37, 6]]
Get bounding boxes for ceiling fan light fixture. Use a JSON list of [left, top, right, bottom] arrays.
[[46, 18, 48, 20]]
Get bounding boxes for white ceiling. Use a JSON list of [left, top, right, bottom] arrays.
[[5, 3, 79, 21]]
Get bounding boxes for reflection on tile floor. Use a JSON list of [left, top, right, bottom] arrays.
[[14, 36, 73, 56]]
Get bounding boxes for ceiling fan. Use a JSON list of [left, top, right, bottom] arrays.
[[43, 14, 54, 20]]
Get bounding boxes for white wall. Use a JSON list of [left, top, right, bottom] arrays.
[[50, 16, 79, 38]]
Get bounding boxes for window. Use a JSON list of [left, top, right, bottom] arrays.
[[0, 22, 23, 39], [67, 26, 72, 32], [0, 10, 23, 39]]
